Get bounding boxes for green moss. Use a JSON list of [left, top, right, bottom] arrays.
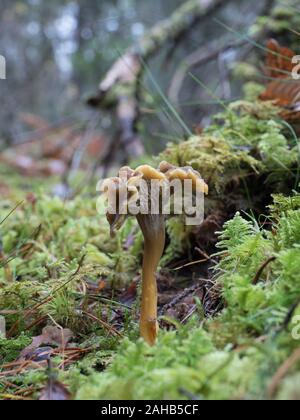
[[253, 1, 300, 50], [157, 99, 299, 261], [0, 334, 31, 364], [0, 188, 141, 335], [160, 100, 298, 197], [214, 195, 300, 338], [75, 328, 216, 400], [159, 134, 260, 194], [243, 82, 265, 102], [71, 195, 300, 400]]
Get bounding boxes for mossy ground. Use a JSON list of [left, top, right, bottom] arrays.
[[1, 98, 300, 400]]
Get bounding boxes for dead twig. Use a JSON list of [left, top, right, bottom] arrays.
[[88, 0, 227, 164], [82, 310, 123, 338], [159, 282, 204, 316], [252, 256, 276, 285], [268, 348, 300, 399], [275, 297, 300, 335], [168, 39, 246, 106]]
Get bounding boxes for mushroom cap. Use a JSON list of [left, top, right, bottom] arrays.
[[134, 165, 167, 181], [159, 162, 209, 195], [103, 162, 208, 235]]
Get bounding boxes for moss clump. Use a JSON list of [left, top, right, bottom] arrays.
[[252, 1, 300, 50], [0, 189, 141, 335], [160, 134, 260, 194], [0, 334, 31, 364], [160, 100, 298, 195], [212, 194, 300, 340], [158, 100, 299, 259]]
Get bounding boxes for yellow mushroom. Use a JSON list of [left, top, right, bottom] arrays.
[[103, 162, 208, 346]]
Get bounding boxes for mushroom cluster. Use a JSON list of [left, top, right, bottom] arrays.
[[102, 162, 208, 346]]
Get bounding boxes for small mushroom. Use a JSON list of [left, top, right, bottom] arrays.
[[102, 162, 208, 346]]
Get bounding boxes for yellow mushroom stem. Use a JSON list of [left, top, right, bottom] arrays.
[[137, 214, 165, 346]]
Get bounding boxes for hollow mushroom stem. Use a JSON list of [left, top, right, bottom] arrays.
[[137, 214, 165, 346]]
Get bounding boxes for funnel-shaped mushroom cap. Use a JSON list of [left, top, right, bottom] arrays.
[[158, 161, 208, 194], [134, 165, 167, 181]]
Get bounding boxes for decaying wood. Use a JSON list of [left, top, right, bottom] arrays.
[[88, 0, 227, 162], [169, 0, 277, 107], [168, 39, 247, 106]]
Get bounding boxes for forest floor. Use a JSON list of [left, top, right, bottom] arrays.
[[1, 91, 300, 400]]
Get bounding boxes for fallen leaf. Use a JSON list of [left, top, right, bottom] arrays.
[[264, 39, 295, 79], [19, 326, 74, 360], [259, 39, 300, 122], [119, 280, 137, 305], [24, 347, 53, 362], [39, 379, 71, 401]]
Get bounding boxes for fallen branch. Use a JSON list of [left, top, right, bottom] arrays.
[[88, 0, 227, 163], [169, 0, 278, 106], [159, 282, 204, 316], [168, 39, 247, 106]]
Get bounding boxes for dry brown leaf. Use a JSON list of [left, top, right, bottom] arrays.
[[19, 326, 74, 361], [264, 39, 295, 79], [39, 379, 71, 401], [259, 39, 300, 122]]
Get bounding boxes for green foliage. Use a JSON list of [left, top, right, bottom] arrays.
[[159, 133, 260, 194], [161, 216, 193, 266], [243, 82, 265, 102], [75, 328, 217, 400], [214, 196, 300, 339], [1, 171, 300, 400], [253, 1, 300, 51], [233, 63, 261, 81], [0, 190, 141, 334], [159, 99, 299, 261], [277, 373, 300, 400], [71, 195, 300, 400], [0, 334, 31, 364], [160, 100, 298, 197], [270, 194, 300, 216], [216, 212, 256, 252]]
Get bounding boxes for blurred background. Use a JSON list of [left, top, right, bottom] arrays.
[[0, 0, 299, 179]]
